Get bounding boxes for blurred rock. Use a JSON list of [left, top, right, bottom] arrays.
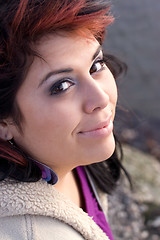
[[108, 144, 160, 240], [114, 110, 160, 161], [122, 144, 160, 204]]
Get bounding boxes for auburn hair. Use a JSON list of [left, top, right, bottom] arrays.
[[0, 0, 128, 192]]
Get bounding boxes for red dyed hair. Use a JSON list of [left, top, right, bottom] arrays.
[[0, 0, 114, 167], [11, 0, 113, 40], [0, 140, 26, 165]]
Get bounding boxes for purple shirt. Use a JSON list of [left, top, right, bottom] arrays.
[[76, 166, 114, 240]]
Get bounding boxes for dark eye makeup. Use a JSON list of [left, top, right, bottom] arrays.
[[49, 78, 75, 95], [49, 55, 106, 96], [90, 58, 105, 75]]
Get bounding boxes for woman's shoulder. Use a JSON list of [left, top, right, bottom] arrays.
[[0, 179, 110, 240], [0, 177, 84, 240], [0, 215, 84, 240], [0, 179, 56, 217]]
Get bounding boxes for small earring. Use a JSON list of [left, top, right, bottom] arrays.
[[8, 139, 14, 145]]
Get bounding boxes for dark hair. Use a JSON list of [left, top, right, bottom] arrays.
[[0, 0, 128, 193]]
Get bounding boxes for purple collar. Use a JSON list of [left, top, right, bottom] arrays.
[[76, 166, 114, 240]]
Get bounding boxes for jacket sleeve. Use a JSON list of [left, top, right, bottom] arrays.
[[0, 215, 85, 240]]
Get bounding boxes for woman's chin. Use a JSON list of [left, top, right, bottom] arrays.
[[98, 134, 116, 161], [83, 133, 116, 165]]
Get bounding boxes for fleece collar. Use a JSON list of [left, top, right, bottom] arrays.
[[0, 179, 110, 240]]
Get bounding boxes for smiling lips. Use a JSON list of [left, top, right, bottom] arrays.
[[79, 115, 113, 138]]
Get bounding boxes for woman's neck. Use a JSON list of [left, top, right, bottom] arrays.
[[54, 169, 85, 209]]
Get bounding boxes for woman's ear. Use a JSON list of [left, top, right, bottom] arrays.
[[0, 121, 13, 141]]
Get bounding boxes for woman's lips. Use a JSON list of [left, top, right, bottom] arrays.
[[78, 115, 113, 138]]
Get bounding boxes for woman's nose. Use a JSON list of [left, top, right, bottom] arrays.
[[82, 77, 109, 114]]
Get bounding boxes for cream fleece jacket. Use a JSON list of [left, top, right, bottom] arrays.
[[0, 179, 110, 240]]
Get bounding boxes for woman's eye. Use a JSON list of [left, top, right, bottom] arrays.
[[90, 59, 105, 75], [50, 79, 74, 95]]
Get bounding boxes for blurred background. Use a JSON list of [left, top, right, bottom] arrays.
[[103, 0, 160, 239], [104, 0, 160, 158]]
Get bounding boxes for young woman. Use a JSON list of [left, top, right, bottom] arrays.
[[0, 1, 126, 239]]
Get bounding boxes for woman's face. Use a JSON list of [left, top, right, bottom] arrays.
[[9, 33, 117, 177]]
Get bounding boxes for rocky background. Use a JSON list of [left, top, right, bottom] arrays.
[[108, 145, 160, 240], [103, 0, 160, 239]]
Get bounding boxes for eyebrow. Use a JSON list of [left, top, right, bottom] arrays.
[[39, 45, 102, 87]]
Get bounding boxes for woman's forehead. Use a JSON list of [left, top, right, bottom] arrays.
[[28, 33, 100, 76], [34, 32, 99, 56]]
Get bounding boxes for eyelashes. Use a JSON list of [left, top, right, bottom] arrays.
[[90, 58, 105, 75], [49, 57, 105, 96], [49, 78, 75, 95]]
